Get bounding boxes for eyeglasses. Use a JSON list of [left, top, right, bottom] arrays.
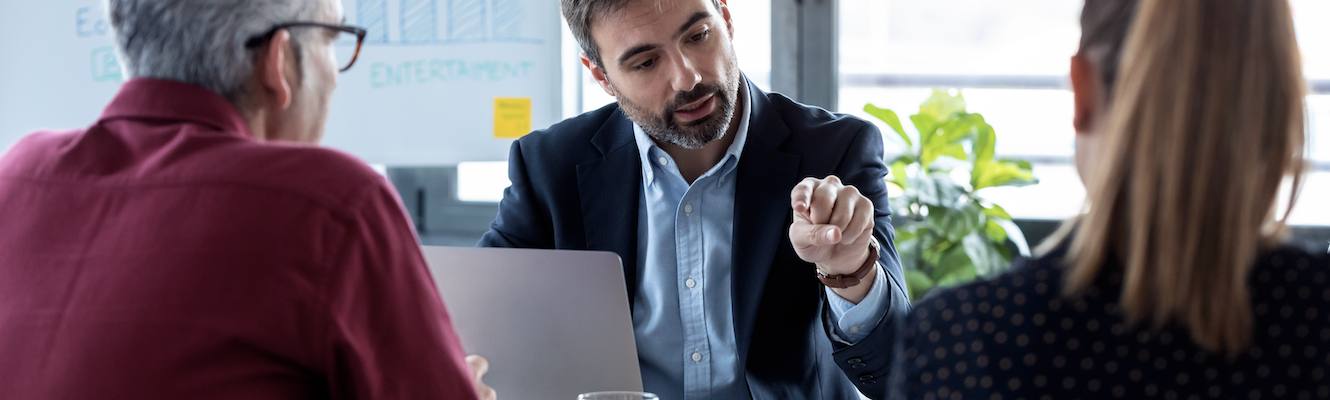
[[245, 22, 368, 73]]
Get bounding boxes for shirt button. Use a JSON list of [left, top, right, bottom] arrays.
[[692, 352, 702, 362], [685, 278, 696, 289], [684, 203, 693, 213], [657, 157, 668, 166], [849, 326, 861, 334]]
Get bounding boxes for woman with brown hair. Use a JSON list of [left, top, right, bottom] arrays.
[[889, 0, 1326, 398]]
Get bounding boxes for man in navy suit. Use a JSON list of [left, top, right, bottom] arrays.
[[479, 0, 908, 398]]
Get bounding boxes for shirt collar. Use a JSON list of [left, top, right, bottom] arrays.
[[632, 76, 753, 184], [99, 78, 254, 139]]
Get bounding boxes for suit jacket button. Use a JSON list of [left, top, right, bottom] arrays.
[[847, 357, 863, 364], [858, 374, 874, 382], [852, 362, 867, 369]]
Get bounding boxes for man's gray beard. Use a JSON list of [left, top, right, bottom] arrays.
[[642, 98, 734, 149], [615, 80, 739, 150]]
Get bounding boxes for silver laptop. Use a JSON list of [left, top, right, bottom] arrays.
[[421, 246, 643, 400]]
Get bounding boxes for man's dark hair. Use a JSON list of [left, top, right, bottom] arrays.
[[563, 0, 722, 70], [1079, 0, 1140, 100]]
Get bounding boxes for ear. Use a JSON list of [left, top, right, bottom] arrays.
[[1070, 54, 1099, 134], [717, 0, 734, 40], [581, 52, 617, 97], [259, 30, 295, 110]]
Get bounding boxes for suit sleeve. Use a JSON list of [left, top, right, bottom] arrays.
[[825, 122, 912, 399], [477, 140, 553, 248], [318, 180, 479, 400]]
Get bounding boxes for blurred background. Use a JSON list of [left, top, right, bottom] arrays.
[[3, 0, 1329, 250], [449, 0, 1330, 249]]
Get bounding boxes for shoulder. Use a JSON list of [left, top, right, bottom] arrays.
[[763, 92, 880, 141], [1253, 245, 1330, 276], [1249, 245, 1330, 305], [755, 92, 883, 172], [213, 141, 390, 210], [514, 102, 621, 154], [909, 248, 1068, 333], [0, 129, 83, 174]]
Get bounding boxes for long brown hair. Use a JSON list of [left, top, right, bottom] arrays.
[[1060, 0, 1307, 354]]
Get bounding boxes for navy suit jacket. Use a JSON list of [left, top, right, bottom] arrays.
[[479, 79, 910, 399]]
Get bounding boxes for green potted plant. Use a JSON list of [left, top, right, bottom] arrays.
[[865, 90, 1038, 300]]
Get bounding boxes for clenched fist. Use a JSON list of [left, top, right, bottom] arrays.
[[789, 175, 878, 303]]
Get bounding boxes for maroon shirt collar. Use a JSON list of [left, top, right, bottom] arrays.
[[100, 78, 254, 139]]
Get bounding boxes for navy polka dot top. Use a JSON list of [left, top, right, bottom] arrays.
[[888, 244, 1330, 400]]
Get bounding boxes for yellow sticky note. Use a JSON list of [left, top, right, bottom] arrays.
[[494, 97, 532, 138]]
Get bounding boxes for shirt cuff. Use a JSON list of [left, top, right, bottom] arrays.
[[824, 262, 890, 344]]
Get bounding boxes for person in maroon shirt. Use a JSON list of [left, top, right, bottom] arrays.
[[0, 0, 490, 399]]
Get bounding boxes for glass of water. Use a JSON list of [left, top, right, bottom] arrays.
[[577, 392, 659, 400]]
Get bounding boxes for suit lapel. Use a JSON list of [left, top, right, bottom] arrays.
[[577, 109, 642, 307], [732, 81, 802, 360]]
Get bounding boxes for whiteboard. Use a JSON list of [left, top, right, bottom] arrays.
[[0, 0, 561, 165]]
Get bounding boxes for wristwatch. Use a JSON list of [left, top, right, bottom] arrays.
[[816, 237, 880, 289]]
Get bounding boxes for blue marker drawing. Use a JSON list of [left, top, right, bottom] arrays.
[[75, 7, 109, 37], [490, 0, 523, 39], [91, 46, 122, 82], [401, 0, 438, 43], [357, 0, 389, 43], [344, 0, 543, 46], [369, 59, 536, 88], [447, 0, 486, 41]]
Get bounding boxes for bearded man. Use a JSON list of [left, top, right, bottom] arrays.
[[479, 0, 909, 398]]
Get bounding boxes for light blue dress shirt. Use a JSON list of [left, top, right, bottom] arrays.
[[630, 81, 891, 400]]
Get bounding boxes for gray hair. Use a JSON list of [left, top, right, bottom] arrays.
[[105, 0, 322, 103]]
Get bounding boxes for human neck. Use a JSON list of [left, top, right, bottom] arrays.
[[239, 106, 273, 142], [655, 84, 746, 184]]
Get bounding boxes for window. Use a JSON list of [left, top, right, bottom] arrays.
[[840, 0, 1330, 224]]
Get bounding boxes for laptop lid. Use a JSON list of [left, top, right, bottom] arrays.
[[422, 246, 643, 399]]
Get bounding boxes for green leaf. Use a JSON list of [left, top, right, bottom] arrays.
[[909, 173, 966, 208], [918, 90, 967, 121], [963, 231, 1007, 277], [896, 238, 918, 273], [994, 217, 1032, 256], [1006, 159, 1034, 170], [930, 245, 972, 282], [904, 270, 936, 300], [927, 202, 984, 242], [939, 114, 986, 145], [918, 110, 984, 167], [973, 124, 996, 166], [934, 247, 978, 287], [993, 240, 1013, 261], [889, 161, 909, 189], [909, 114, 938, 143], [983, 218, 1008, 243], [972, 160, 1037, 190], [940, 144, 967, 161], [864, 104, 911, 147], [982, 204, 1013, 220], [910, 114, 941, 165]]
